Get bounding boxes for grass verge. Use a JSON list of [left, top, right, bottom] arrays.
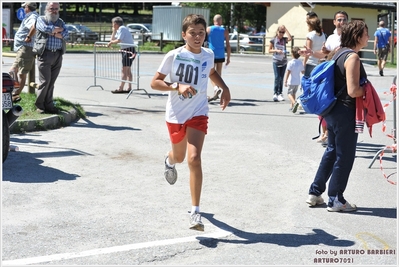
[[14, 92, 86, 121], [9, 93, 86, 133]]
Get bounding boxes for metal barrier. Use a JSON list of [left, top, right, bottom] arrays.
[[87, 42, 150, 99]]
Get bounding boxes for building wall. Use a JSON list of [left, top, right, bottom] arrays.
[[265, 2, 380, 59]]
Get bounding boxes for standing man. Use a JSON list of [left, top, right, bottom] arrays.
[[374, 20, 391, 76], [206, 14, 230, 102], [35, 2, 68, 114], [9, 2, 38, 102], [323, 11, 349, 55], [108, 16, 135, 94]]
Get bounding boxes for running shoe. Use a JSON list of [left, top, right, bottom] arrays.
[[327, 200, 357, 212], [306, 194, 325, 206], [189, 211, 204, 231], [164, 155, 177, 185]]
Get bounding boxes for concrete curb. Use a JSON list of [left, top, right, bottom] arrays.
[[10, 108, 79, 133]]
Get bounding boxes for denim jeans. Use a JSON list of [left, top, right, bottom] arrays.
[[308, 101, 358, 207], [272, 62, 287, 95]]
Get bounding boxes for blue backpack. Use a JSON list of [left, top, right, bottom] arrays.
[[299, 48, 353, 117]]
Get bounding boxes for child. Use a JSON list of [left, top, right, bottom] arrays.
[[284, 47, 304, 113], [150, 14, 231, 231]]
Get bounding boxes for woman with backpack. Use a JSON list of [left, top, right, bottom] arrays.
[[305, 20, 369, 212], [268, 25, 292, 102]]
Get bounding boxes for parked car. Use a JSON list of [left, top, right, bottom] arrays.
[[225, 32, 264, 53], [126, 23, 152, 42], [66, 24, 99, 43]]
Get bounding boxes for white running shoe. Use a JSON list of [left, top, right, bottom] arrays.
[[189, 211, 204, 231], [306, 194, 325, 206], [277, 94, 285, 101], [164, 155, 177, 185]]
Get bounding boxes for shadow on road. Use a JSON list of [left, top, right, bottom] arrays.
[[198, 212, 356, 248]]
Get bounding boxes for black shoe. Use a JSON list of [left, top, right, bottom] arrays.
[[379, 70, 384, 76]]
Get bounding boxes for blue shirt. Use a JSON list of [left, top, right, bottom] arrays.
[[13, 11, 38, 51], [36, 16, 69, 50], [374, 27, 391, 48], [114, 25, 134, 49], [208, 25, 226, 59]]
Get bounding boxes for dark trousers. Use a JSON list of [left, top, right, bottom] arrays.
[[272, 62, 286, 95], [36, 50, 63, 110], [308, 102, 358, 207]]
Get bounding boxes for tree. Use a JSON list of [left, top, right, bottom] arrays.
[[182, 2, 266, 33]]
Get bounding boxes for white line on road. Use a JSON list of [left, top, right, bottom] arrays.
[[2, 229, 232, 265]]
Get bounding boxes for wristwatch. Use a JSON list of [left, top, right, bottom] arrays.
[[171, 82, 179, 90]]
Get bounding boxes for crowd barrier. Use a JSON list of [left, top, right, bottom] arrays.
[[87, 42, 150, 99]]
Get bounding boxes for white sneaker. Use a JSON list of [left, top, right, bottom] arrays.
[[306, 194, 324, 206], [273, 94, 278, 102], [327, 200, 357, 212], [164, 155, 177, 185], [189, 211, 204, 231], [277, 94, 285, 101]]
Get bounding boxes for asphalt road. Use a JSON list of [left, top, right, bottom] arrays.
[[1, 52, 397, 266]]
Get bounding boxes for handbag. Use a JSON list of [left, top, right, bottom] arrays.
[[32, 18, 48, 56], [32, 16, 67, 56]]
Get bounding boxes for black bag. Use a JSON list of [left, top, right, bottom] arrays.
[[32, 17, 48, 56], [32, 16, 66, 56]]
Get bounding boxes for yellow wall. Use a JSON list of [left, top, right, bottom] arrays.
[[266, 3, 381, 49]]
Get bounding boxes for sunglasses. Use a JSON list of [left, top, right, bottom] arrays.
[[279, 31, 285, 34], [336, 18, 347, 22]]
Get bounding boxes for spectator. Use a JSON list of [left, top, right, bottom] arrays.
[[284, 47, 304, 113], [108, 16, 135, 94], [373, 20, 391, 76], [150, 14, 231, 231], [303, 15, 326, 77], [35, 2, 68, 114], [323, 11, 349, 55], [268, 25, 292, 102], [8, 2, 38, 103], [206, 14, 230, 102], [304, 12, 327, 145], [306, 20, 369, 212], [2, 23, 8, 45]]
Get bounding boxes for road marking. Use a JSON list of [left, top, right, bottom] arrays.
[[3, 229, 231, 265], [355, 232, 391, 250]]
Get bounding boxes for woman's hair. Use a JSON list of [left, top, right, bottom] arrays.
[[340, 20, 368, 48], [274, 25, 285, 37], [306, 17, 323, 35], [182, 14, 207, 32]]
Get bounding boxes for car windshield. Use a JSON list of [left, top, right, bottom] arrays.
[[144, 24, 152, 31], [76, 25, 92, 32]]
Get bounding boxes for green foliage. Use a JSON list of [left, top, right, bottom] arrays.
[[162, 43, 176, 53], [181, 2, 266, 33], [14, 93, 86, 121]]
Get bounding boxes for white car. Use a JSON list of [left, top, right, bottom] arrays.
[[225, 32, 264, 53], [126, 23, 152, 42]]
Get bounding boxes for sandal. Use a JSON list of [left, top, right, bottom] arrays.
[[111, 89, 126, 94]]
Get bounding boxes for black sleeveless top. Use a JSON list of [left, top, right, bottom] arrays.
[[334, 48, 367, 109]]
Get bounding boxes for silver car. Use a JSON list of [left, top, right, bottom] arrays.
[[126, 23, 152, 42]]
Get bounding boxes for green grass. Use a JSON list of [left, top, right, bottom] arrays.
[[15, 92, 86, 121]]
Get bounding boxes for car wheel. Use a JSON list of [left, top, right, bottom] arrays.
[[146, 36, 152, 42], [239, 47, 246, 53]]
